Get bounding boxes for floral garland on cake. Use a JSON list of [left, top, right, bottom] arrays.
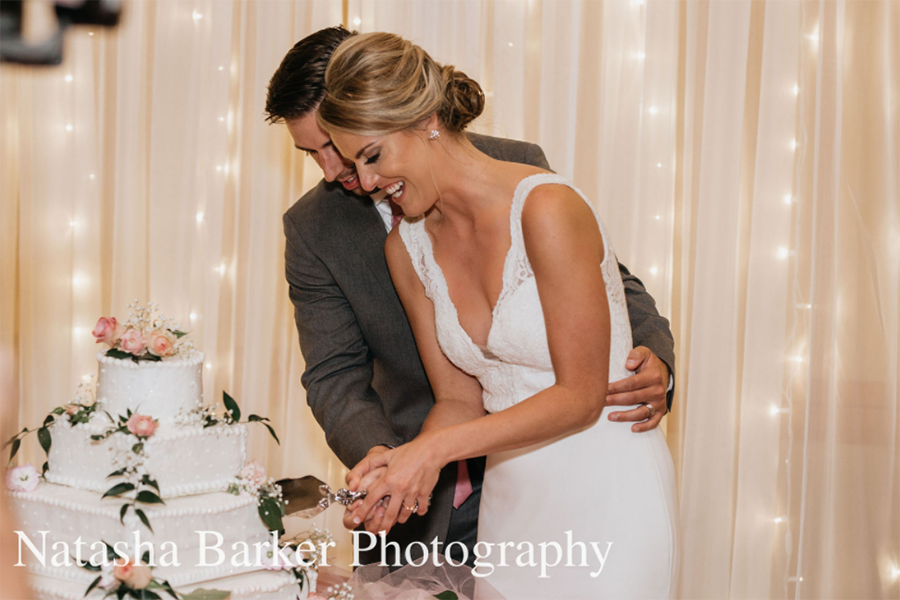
[[93, 302, 193, 362], [78, 542, 229, 600], [4, 378, 101, 476]]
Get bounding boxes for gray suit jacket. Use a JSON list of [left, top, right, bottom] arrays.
[[283, 133, 675, 557]]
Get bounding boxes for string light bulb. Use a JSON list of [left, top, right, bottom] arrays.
[[784, 194, 794, 205], [66, 124, 73, 132], [196, 212, 204, 223], [205, 362, 213, 369], [790, 139, 797, 151], [648, 106, 658, 114], [792, 84, 799, 96], [649, 266, 658, 276], [353, 17, 361, 26], [656, 162, 662, 168], [190, 313, 198, 322], [192, 10, 202, 21], [777, 247, 789, 260], [636, 52, 645, 60], [65, 74, 73, 82], [770, 405, 789, 416], [774, 516, 786, 524]]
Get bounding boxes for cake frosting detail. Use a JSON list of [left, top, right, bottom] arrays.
[[44, 420, 247, 498], [96, 350, 205, 422]]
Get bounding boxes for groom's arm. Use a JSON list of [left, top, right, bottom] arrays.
[[284, 212, 402, 469], [618, 263, 676, 410]]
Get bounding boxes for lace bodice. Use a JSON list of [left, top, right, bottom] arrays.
[[398, 174, 633, 413]]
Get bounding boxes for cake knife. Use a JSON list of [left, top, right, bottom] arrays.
[[277, 475, 367, 519]]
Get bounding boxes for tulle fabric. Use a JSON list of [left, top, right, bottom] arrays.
[[344, 560, 505, 600]]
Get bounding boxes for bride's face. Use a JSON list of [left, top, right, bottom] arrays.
[[330, 127, 438, 218]]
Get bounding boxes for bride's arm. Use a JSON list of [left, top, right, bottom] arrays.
[[350, 186, 611, 531]]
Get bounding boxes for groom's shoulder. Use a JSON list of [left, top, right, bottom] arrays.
[[466, 132, 549, 170], [284, 179, 335, 225]]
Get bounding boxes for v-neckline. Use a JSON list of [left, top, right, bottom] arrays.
[[418, 173, 553, 361]]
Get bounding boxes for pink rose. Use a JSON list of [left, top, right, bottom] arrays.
[[113, 557, 152, 589], [146, 330, 176, 357], [66, 404, 80, 416], [240, 461, 267, 487], [126, 414, 157, 438], [92, 317, 119, 346], [6, 464, 40, 493], [118, 328, 145, 355]]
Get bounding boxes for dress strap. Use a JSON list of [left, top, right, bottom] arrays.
[[397, 218, 437, 302]]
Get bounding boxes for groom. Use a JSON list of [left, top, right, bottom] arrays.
[[266, 26, 675, 567]]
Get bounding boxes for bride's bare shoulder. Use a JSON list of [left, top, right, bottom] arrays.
[[520, 184, 604, 260]]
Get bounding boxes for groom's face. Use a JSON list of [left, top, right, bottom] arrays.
[[286, 112, 363, 193]]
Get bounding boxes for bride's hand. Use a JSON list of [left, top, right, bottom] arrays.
[[348, 437, 443, 535]]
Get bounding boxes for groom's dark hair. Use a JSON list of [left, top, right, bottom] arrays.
[[265, 25, 356, 124]]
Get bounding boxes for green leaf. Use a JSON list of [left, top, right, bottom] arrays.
[[433, 593, 459, 600], [106, 348, 134, 361], [42, 461, 49, 475], [52, 407, 66, 415], [91, 434, 107, 441], [43, 414, 56, 426], [258, 497, 284, 533], [8, 438, 20, 463], [102, 482, 135, 499], [223, 392, 240, 422], [119, 415, 128, 424], [80, 559, 101, 572], [120, 503, 130, 524], [138, 354, 162, 363], [139, 590, 161, 600], [180, 589, 231, 600], [108, 468, 127, 478], [132, 442, 144, 454], [135, 508, 153, 533], [247, 415, 269, 423], [3, 428, 26, 448], [85, 574, 102, 597], [262, 423, 280, 445], [136, 490, 165, 505], [142, 550, 151, 565], [159, 581, 179, 600], [38, 426, 52, 454], [142, 476, 160, 493], [171, 330, 188, 339], [103, 541, 118, 562], [115, 587, 127, 600]]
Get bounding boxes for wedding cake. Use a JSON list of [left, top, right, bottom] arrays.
[[7, 305, 314, 600]]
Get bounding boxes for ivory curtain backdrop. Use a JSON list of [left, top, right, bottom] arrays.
[[1, 0, 898, 597]]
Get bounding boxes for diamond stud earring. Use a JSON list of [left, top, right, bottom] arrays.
[[429, 129, 440, 140]]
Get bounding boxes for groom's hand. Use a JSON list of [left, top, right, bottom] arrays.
[[342, 466, 388, 531], [606, 346, 669, 433], [346, 445, 392, 491]]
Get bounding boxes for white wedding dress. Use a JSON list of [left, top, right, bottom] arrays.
[[398, 174, 679, 599]]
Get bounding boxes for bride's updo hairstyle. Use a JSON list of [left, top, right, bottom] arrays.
[[318, 32, 484, 136]]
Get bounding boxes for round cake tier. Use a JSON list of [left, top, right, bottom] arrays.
[[95, 350, 204, 421], [30, 569, 302, 600], [44, 420, 247, 498], [11, 483, 275, 588]]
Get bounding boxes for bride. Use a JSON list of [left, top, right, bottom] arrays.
[[317, 32, 679, 599]]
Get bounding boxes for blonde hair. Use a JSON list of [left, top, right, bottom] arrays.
[[318, 32, 484, 136]]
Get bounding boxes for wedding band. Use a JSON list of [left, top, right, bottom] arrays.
[[402, 500, 418, 512], [643, 403, 655, 418]]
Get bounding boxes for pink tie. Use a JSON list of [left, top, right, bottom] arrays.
[[389, 198, 404, 229], [453, 460, 473, 509]]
